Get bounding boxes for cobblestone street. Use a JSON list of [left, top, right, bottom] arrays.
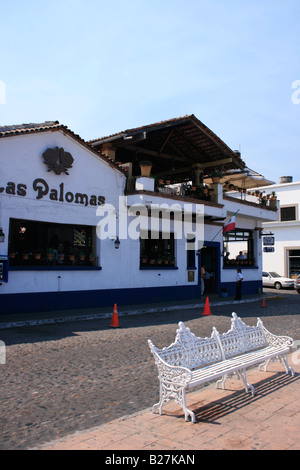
[[0, 293, 299, 450]]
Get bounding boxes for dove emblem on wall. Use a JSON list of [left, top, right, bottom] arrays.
[[42, 147, 74, 175]]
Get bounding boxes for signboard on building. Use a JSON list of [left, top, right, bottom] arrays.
[[263, 236, 275, 246]]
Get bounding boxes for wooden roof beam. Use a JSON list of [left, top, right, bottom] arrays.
[[124, 144, 187, 162], [201, 158, 233, 170], [159, 129, 174, 153]]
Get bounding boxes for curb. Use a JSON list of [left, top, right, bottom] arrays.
[[0, 296, 277, 330]]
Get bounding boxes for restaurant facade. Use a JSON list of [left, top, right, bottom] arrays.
[[0, 116, 279, 315]]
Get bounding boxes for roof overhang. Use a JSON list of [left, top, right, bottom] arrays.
[[90, 114, 246, 182]]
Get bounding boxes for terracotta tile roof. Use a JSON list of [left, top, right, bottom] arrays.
[[0, 121, 62, 136], [89, 114, 246, 175], [0, 121, 127, 175]]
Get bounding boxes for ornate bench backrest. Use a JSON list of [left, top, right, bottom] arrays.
[[148, 339, 190, 368], [176, 322, 223, 369], [219, 313, 268, 358], [148, 322, 223, 370], [217, 329, 245, 358]]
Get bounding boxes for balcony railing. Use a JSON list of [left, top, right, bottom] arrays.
[[157, 183, 214, 202], [133, 177, 278, 211], [223, 191, 278, 211]]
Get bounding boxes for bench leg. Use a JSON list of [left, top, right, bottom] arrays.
[[216, 374, 228, 390], [259, 355, 295, 377], [152, 382, 196, 423], [259, 359, 269, 372], [181, 388, 196, 423], [216, 370, 255, 396], [237, 369, 255, 396], [280, 353, 295, 377], [152, 382, 165, 416]]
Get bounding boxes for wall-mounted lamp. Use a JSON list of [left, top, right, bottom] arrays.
[[0, 228, 5, 243], [114, 236, 120, 249]]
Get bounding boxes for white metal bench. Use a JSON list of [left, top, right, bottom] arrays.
[[148, 313, 294, 423]]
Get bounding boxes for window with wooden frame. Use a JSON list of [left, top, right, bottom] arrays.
[[223, 229, 255, 267], [140, 231, 176, 268], [8, 218, 96, 267]]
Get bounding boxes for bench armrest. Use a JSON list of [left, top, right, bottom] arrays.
[[261, 325, 294, 348], [148, 340, 192, 386]]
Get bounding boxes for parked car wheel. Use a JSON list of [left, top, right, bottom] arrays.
[[274, 282, 282, 290]]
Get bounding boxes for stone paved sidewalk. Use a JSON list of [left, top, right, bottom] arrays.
[[36, 354, 300, 451]]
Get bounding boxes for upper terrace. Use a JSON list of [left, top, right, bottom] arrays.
[[90, 114, 278, 222]]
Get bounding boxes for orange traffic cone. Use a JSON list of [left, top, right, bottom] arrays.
[[202, 297, 211, 316], [110, 303, 119, 327], [261, 298, 266, 308]]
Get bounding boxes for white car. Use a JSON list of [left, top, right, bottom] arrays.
[[262, 271, 295, 290]]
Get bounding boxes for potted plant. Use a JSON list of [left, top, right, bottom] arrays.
[[163, 254, 170, 265], [269, 191, 277, 209], [210, 170, 223, 183], [47, 248, 54, 261], [221, 287, 229, 298], [139, 161, 152, 177], [260, 196, 267, 207]]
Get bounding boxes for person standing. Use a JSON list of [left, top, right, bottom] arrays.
[[235, 269, 243, 300], [201, 265, 205, 295]]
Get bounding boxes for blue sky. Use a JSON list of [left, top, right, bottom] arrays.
[[1, 0, 300, 183]]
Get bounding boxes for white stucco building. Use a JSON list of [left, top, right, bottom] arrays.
[[0, 116, 278, 315], [260, 176, 300, 279]]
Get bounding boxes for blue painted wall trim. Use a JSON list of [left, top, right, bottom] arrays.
[[0, 284, 202, 316], [220, 280, 262, 296], [0, 279, 262, 316]]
